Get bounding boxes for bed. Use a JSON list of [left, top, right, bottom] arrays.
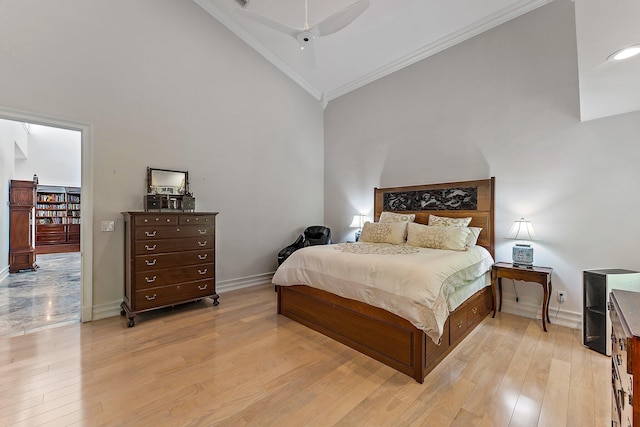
[[273, 178, 495, 383]]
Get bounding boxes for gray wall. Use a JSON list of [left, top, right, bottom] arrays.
[[0, 0, 324, 312], [324, 0, 640, 323]]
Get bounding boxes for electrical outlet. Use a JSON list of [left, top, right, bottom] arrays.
[[557, 290, 566, 303]]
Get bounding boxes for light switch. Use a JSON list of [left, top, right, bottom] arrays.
[[101, 220, 115, 232]]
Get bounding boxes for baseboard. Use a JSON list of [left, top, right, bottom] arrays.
[[217, 272, 274, 293], [500, 299, 582, 330], [90, 273, 276, 320], [0, 265, 9, 284]]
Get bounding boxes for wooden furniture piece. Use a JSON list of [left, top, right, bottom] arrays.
[[610, 289, 640, 426], [491, 262, 552, 332], [277, 177, 495, 383], [121, 211, 219, 327], [35, 185, 81, 254], [9, 180, 38, 273], [583, 269, 640, 355]]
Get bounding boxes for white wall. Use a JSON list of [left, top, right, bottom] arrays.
[[14, 124, 81, 187], [324, 0, 640, 326], [0, 0, 324, 312], [0, 119, 27, 280]]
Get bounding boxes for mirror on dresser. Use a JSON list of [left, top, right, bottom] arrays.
[[144, 167, 195, 211]]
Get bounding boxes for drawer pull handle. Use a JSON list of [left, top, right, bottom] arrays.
[[145, 259, 157, 266], [145, 276, 157, 283], [198, 241, 207, 247], [166, 219, 171, 222], [198, 284, 208, 291], [145, 244, 157, 251], [144, 219, 149, 223], [198, 229, 207, 235], [145, 294, 157, 301], [185, 218, 190, 222], [457, 321, 463, 328], [472, 307, 478, 314], [198, 254, 208, 260], [198, 269, 208, 275], [145, 231, 157, 237]]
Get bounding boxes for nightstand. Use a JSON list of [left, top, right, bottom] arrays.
[[491, 262, 553, 332]]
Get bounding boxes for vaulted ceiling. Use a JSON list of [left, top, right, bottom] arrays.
[[195, 0, 640, 120]]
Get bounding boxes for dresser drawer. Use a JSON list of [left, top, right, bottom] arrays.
[[134, 237, 214, 255], [37, 233, 67, 244], [135, 264, 214, 290], [134, 215, 178, 226], [179, 215, 215, 225], [135, 225, 213, 240], [37, 224, 65, 234], [134, 279, 215, 310], [450, 308, 468, 343], [135, 250, 214, 271]]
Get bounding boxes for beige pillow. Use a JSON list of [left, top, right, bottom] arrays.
[[406, 223, 471, 251], [379, 211, 416, 223], [359, 221, 407, 245], [428, 214, 472, 227]]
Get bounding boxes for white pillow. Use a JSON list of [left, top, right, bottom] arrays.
[[466, 227, 482, 248], [428, 214, 472, 227], [406, 223, 471, 251], [379, 211, 416, 223], [359, 221, 407, 245]]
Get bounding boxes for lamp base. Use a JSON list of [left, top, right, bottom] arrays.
[[512, 243, 534, 268]]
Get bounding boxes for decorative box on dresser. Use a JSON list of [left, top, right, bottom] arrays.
[[121, 211, 219, 327], [610, 289, 640, 426]]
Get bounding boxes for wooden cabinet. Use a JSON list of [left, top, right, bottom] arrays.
[[9, 180, 38, 273], [121, 211, 219, 327], [610, 289, 640, 426], [35, 185, 81, 253]]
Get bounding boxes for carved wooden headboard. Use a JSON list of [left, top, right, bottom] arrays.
[[373, 177, 495, 258]]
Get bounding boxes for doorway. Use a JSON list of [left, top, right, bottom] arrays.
[[0, 107, 93, 335]]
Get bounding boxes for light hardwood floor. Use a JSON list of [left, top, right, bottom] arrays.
[[0, 284, 609, 426]]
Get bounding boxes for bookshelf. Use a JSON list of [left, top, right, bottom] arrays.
[[35, 185, 81, 254]]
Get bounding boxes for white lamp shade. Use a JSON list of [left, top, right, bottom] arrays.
[[349, 214, 366, 228], [505, 218, 537, 241]]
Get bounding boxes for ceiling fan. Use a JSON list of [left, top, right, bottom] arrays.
[[237, 0, 370, 69]]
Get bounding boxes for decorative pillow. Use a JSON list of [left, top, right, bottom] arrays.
[[379, 211, 416, 223], [406, 223, 471, 251], [466, 227, 483, 247], [428, 214, 472, 227], [359, 221, 407, 245]]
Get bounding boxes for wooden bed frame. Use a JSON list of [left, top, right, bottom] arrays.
[[277, 178, 495, 383]]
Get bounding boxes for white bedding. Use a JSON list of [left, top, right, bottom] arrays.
[[272, 242, 494, 344]]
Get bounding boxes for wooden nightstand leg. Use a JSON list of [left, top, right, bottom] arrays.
[[491, 270, 497, 317], [541, 281, 548, 332], [546, 280, 552, 324]]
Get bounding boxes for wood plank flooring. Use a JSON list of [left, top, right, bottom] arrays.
[[0, 284, 609, 426]]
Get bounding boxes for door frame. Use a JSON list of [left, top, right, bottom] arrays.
[[0, 106, 94, 322]]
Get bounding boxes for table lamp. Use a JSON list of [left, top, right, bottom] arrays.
[[349, 214, 366, 242], [505, 217, 537, 268]]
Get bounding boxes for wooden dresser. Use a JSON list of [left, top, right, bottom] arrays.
[[121, 211, 219, 327], [610, 289, 640, 426]]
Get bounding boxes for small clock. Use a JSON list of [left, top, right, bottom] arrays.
[[512, 243, 533, 267]]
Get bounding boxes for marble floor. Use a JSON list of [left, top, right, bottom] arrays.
[[0, 252, 81, 337]]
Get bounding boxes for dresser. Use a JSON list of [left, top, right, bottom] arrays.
[[121, 211, 218, 327], [610, 289, 640, 426]]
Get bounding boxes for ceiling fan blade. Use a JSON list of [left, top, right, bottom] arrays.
[[311, 0, 369, 37], [297, 32, 316, 69], [236, 8, 299, 38]]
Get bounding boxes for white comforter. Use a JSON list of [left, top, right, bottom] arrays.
[[272, 242, 494, 344]]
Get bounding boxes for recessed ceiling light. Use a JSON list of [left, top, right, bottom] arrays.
[[608, 45, 640, 61]]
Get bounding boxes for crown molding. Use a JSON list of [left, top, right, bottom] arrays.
[[194, 0, 323, 101], [194, 0, 553, 107], [325, 0, 554, 102]]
